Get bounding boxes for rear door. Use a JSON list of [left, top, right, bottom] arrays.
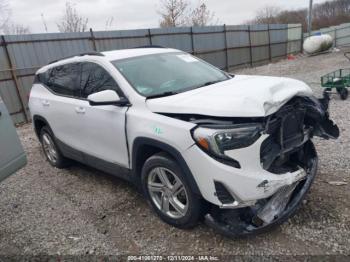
[[0, 97, 27, 182], [43, 63, 87, 155]]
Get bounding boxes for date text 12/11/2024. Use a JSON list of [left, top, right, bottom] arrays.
[[127, 255, 219, 261]]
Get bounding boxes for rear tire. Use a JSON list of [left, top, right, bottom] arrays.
[[40, 126, 69, 168], [141, 152, 203, 229], [339, 88, 348, 100]]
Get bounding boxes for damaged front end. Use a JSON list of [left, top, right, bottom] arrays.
[[205, 141, 318, 237], [193, 96, 339, 237]]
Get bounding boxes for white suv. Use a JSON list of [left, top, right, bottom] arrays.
[[29, 48, 339, 237]]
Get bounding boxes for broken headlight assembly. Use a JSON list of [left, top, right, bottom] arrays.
[[192, 124, 263, 167]]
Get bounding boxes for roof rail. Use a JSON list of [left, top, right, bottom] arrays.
[[135, 45, 165, 49], [49, 51, 104, 64]]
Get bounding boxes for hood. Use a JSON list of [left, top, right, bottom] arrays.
[[146, 75, 313, 117]]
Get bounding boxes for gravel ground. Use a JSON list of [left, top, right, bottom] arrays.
[[1, 49, 349, 257]]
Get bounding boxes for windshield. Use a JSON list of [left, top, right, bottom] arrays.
[[112, 52, 230, 98]]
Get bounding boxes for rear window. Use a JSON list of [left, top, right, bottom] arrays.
[[36, 63, 81, 97], [36, 62, 124, 99]]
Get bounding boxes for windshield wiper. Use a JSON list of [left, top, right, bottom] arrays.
[[146, 91, 179, 99], [195, 79, 225, 89]]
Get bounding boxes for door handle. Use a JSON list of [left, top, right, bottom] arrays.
[[42, 100, 50, 106], [75, 107, 86, 114]]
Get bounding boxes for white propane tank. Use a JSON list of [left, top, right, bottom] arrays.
[[303, 34, 333, 54]]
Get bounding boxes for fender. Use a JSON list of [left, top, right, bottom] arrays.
[[32, 115, 51, 138], [131, 137, 201, 195], [301, 96, 339, 139]]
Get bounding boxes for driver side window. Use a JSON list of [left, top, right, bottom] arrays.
[[80, 62, 122, 98]]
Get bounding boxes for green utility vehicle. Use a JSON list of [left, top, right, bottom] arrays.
[[321, 52, 350, 100]]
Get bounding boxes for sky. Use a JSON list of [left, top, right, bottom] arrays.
[[8, 0, 331, 34]]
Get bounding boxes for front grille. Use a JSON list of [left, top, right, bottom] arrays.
[[261, 102, 308, 172], [278, 106, 306, 150], [265, 104, 307, 152]]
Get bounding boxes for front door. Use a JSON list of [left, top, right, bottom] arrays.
[[76, 62, 129, 168]]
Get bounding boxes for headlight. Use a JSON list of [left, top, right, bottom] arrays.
[[192, 124, 262, 165]]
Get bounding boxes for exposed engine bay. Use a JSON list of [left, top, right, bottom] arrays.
[[159, 96, 339, 236]]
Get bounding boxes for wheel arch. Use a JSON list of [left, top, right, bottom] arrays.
[[32, 115, 51, 138], [131, 137, 201, 195]]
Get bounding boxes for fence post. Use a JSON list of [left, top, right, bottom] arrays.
[[268, 24, 272, 61], [1, 35, 30, 122], [224, 24, 229, 71], [190, 27, 195, 55], [300, 25, 304, 53], [148, 29, 152, 46], [334, 27, 337, 47], [248, 25, 253, 67], [89, 28, 97, 51]]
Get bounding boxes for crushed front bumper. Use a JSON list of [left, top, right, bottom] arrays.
[[204, 141, 318, 237]]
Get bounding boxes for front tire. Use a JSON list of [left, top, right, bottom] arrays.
[[40, 126, 69, 168], [141, 152, 203, 229]]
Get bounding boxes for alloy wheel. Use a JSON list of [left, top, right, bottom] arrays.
[[147, 167, 189, 219], [42, 133, 58, 164]]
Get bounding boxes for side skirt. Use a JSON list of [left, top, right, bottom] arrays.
[[55, 138, 132, 182]]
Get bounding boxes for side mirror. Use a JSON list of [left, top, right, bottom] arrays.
[[87, 90, 129, 106]]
